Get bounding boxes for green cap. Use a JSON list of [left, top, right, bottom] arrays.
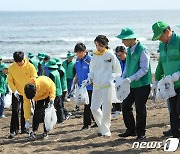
[[0, 55, 2, 60], [152, 21, 169, 41], [67, 52, 75, 58], [28, 52, 34, 58], [0, 63, 8, 71], [46, 59, 58, 69], [177, 25, 180, 28], [116, 28, 138, 40], [54, 58, 62, 65], [37, 53, 45, 59]]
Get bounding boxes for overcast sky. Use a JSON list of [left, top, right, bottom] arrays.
[[0, 0, 180, 11]]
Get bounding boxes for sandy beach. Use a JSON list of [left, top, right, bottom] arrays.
[[0, 98, 180, 154]]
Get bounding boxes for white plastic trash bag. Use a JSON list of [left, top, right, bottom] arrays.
[[156, 77, 176, 100], [75, 86, 89, 105], [111, 83, 121, 103], [4, 93, 12, 108], [115, 77, 130, 101], [44, 105, 57, 131]]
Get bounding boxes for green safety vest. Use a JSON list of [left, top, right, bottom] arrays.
[[0, 72, 7, 95], [49, 69, 62, 96], [126, 42, 152, 88], [158, 33, 180, 89], [62, 60, 75, 79], [58, 66, 67, 91]]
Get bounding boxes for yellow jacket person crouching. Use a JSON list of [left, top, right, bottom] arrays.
[[24, 76, 56, 121]]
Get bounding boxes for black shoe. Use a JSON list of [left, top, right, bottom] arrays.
[[21, 128, 29, 134], [118, 130, 136, 137], [8, 132, 17, 139], [81, 125, 89, 130], [136, 135, 146, 140], [65, 112, 72, 120], [163, 129, 172, 137], [42, 132, 49, 139], [98, 133, 102, 136], [28, 132, 36, 141], [91, 123, 98, 128]]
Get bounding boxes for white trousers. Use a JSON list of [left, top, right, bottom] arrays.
[[91, 87, 112, 136]]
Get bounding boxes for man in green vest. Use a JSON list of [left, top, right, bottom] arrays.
[[151, 21, 180, 138], [46, 59, 64, 123], [62, 52, 76, 102], [54, 58, 72, 120], [28, 52, 38, 71], [117, 28, 152, 140], [0, 63, 8, 118]]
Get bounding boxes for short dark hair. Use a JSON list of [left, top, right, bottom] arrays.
[[115, 46, 126, 53], [74, 43, 86, 53], [44, 55, 50, 61], [13, 51, 24, 62], [24, 83, 36, 99], [94, 35, 109, 49]]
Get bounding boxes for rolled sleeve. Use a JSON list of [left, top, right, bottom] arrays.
[[129, 49, 150, 81]]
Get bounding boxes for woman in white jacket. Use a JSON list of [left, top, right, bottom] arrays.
[[88, 35, 121, 137]]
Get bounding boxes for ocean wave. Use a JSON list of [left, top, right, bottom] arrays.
[[0, 36, 148, 45]]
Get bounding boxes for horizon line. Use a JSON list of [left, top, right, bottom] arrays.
[[0, 9, 180, 12]]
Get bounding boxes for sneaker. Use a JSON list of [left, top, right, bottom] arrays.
[[42, 132, 49, 139], [112, 111, 122, 118], [65, 112, 72, 120], [66, 98, 71, 102], [28, 132, 36, 140], [8, 132, 17, 139], [73, 105, 80, 111]]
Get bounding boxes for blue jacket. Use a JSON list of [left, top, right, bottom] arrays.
[[116, 55, 126, 74], [75, 53, 93, 91]]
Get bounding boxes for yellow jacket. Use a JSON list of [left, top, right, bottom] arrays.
[[24, 76, 56, 121], [8, 59, 38, 94]]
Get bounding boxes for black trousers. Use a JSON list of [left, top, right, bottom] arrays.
[[113, 103, 122, 112], [122, 84, 150, 136], [32, 97, 49, 132], [54, 95, 64, 123], [83, 90, 94, 126], [10, 94, 25, 134], [169, 88, 180, 138]]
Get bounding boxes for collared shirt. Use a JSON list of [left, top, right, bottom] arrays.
[[122, 42, 150, 81]]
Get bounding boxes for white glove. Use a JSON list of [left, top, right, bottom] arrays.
[[25, 121, 30, 130], [165, 72, 180, 82], [123, 78, 132, 84], [14, 90, 20, 100], [0, 93, 1, 97], [82, 78, 91, 88], [48, 100, 54, 108], [150, 81, 158, 100], [68, 83, 75, 98]]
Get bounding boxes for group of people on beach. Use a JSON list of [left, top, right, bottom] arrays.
[[0, 21, 179, 141]]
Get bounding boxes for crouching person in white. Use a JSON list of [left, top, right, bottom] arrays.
[[24, 76, 56, 140], [88, 35, 121, 137]]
